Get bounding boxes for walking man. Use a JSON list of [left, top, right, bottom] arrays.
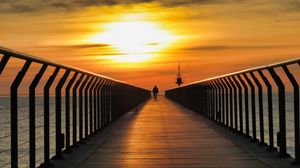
[[152, 85, 159, 100]]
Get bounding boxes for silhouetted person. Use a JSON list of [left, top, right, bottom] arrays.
[[152, 85, 159, 100]]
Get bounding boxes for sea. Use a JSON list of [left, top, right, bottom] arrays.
[[0, 93, 297, 167]]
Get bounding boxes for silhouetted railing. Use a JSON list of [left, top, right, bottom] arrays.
[[166, 58, 300, 164], [0, 47, 150, 168]]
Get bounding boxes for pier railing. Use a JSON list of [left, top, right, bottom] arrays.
[[166, 58, 300, 164], [0, 47, 150, 168]]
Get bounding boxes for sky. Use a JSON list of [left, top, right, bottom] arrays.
[[0, 0, 300, 91]]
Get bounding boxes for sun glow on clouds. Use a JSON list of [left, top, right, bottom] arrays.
[[89, 16, 176, 63]]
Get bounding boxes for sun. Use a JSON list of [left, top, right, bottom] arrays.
[[89, 20, 176, 63]]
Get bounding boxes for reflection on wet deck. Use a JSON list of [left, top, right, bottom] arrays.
[[78, 97, 267, 168]]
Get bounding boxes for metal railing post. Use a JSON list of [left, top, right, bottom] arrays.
[[205, 84, 209, 117], [237, 75, 250, 138], [199, 84, 204, 115], [282, 65, 299, 163], [79, 75, 90, 142], [232, 76, 243, 134], [250, 72, 265, 145], [104, 81, 109, 126], [72, 74, 84, 146], [217, 79, 225, 125], [43, 67, 60, 167], [207, 82, 212, 118], [203, 83, 208, 117], [84, 76, 95, 139], [268, 68, 289, 157], [228, 77, 238, 131], [94, 79, 102, 132], [65, 72, 78, 152], [220, 78, 229, 127], [54, 70, 70, 159], [210, 82, 215, 120], [210, 81, 218, 121], [89, 78, 99, 135], [243, 73, 258, 141], [97, 80, 104, 131], [107, 81, 113, 124], [258, 70, 276, 151], [204, 83, 209, 118], [11, 60, 32, 168], [225, 78, 234, 129], [101, 81, 107, 128], [214, 80, 222, 123], [29, 64, 47, 168]]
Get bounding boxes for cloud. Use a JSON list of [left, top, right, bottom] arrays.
[[181, 44, 300, 51], [157, 0, 222, 7], [39, 43, 110, 49], [4, 3, 37, 13], [102, 69, 175, 80], [281, 1, 300, 11], [0, 0, 11, 3], [0, 0, 239, 13], [50, 2, 70, 9], [73, 0, 118, 6], [0, 0, 287, 16]]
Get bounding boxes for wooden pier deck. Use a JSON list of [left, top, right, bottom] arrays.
[[53, 97, 296, 168]]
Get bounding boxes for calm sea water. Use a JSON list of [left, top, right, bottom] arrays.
[[0, 93, 297, 167], [0, 96, 75, 168]]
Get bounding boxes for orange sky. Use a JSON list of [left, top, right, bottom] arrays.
[[0, 0, 300, 92]]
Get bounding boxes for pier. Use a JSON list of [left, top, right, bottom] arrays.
[[52, 97, 295, 168], [0, 47, 299, 167]]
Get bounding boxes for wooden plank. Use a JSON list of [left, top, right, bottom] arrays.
[[78, 97, 268, 168]]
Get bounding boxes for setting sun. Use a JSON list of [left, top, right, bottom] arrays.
[[90, 20, 176, 62]]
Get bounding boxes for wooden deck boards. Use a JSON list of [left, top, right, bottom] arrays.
[[78, 97, 268, 168]]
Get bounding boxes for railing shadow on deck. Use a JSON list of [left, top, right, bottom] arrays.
[[166, 58, 300, 165], [0, 46, 151, 168]]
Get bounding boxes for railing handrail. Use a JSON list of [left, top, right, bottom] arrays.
[[168, 58, 300, 90], [0, 46, 151, 167], [0, 46, 132, 86], [166, 57, 300, 164]]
